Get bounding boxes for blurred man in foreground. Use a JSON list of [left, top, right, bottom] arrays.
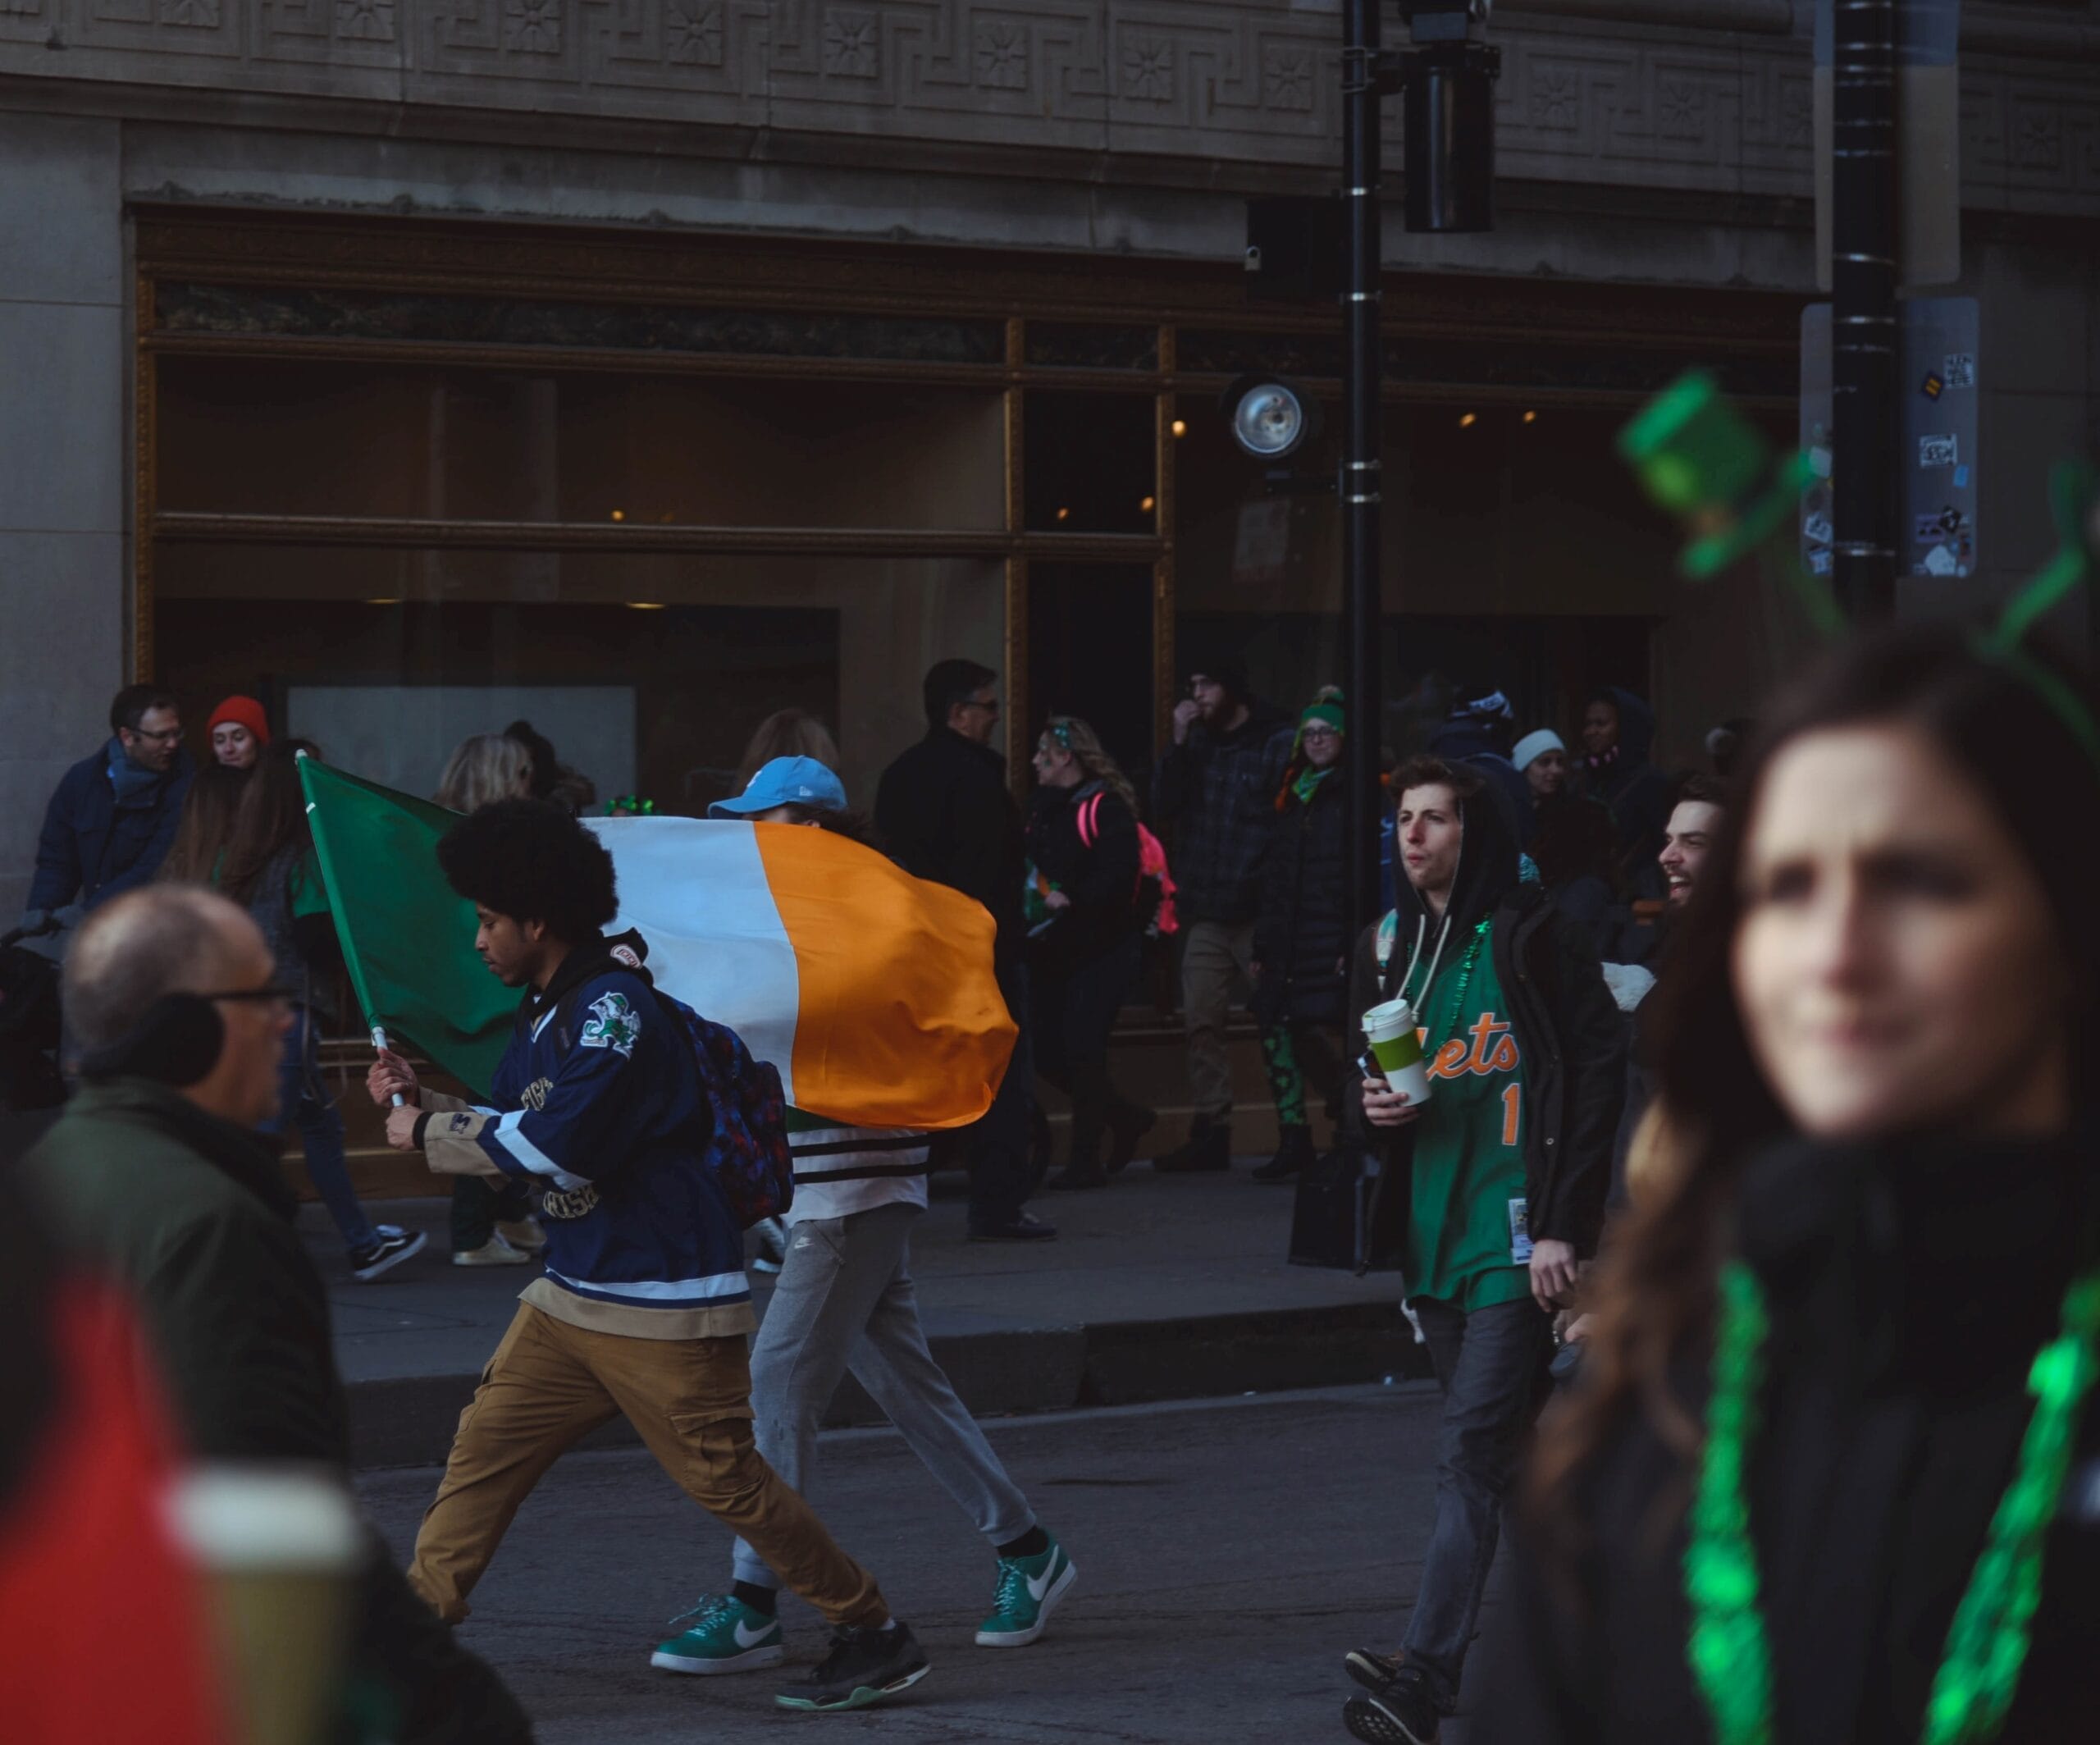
[[23, 884, 531, 1744]]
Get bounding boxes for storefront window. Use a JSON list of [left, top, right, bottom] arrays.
[[153, 546, 1000, 812]]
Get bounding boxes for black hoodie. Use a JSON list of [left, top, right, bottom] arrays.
[[1344, 779, 1626, 1260], [1582, 686, 1673, 898]]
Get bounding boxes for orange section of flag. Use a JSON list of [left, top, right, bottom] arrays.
[[753, 825, 1016, 1130]]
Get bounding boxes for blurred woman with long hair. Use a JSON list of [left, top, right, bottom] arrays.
[[1472, 624, 2100, 1744], [737, 708, 842, 790], [219, 741, 423, 1281], [435, 733, 534, 815], [1024, 716, 1153, 1191]]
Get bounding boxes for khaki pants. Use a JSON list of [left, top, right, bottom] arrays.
[[409, 1304, 888, 1630], [1180, 918, 1257, 1124]]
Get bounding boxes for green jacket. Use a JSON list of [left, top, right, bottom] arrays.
[[22, 1079, 534, 1743], [22, 1077, 348, 1465]]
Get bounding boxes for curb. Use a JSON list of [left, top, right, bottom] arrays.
[[348, 1302, 1432, 1469]]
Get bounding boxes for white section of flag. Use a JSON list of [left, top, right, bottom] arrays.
[[585, 817, 802, 1107]]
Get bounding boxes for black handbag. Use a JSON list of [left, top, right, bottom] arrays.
[[1288, 1144, 1405, 1273]]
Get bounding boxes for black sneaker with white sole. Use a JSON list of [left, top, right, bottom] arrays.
[[774, 1621, 929, 1712], [348, 1227, 427, 1282], [1342, 1665, 1440, 1745], [1344, 1647, 1404, 1695]]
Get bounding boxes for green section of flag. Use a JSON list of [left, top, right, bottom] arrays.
[[297, 756, 516, 1098]]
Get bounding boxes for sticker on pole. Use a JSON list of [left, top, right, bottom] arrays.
[[1942, 353, 1975, 389], [1920, 435, 1958, 469]]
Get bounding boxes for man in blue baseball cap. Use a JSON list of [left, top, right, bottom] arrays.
[[709, 756, 850, 822], [661, 752, 1079, 1676]]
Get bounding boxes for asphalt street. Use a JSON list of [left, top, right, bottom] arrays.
[[355, 1382, 1498, 1745]]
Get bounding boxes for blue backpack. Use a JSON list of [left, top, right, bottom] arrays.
[[553, 975, 795, 1229], [655, 989, 797, 1229]]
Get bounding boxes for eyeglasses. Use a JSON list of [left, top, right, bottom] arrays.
[[131, 725, 185, 744], [202, 984, 297, 1010], [1300, 725, 1342, 742], [961, 695, 1000, 715]]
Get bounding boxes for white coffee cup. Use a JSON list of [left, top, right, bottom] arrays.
[[1362, 997, 1433, 1107], [171, 1465, 363, 1745]]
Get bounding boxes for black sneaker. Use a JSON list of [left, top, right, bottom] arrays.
[[1344, 1647, 1404, 1694], [774, 1621, 929, 1711], [1343, 1666, 1439, 1744], [1252, 1126, 1315, 1184], [1104, 1102, 1156, 1174], [1153, 1122, 1230, 1173], [967, 1213, 1058, 1242], [348, 1227, 427, 1282]]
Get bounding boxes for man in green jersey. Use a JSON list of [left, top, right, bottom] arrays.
[[1338, 756, 1623, 1745]]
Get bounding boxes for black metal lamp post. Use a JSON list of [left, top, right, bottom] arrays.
[[1339, 0, 1500, 944]]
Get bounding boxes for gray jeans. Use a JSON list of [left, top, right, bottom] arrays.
[[732, 1202, 1035, 1590], [1401, 1293, 1549, 1707]]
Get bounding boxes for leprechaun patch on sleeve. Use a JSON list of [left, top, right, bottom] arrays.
[[579, 991, 642, 1058]]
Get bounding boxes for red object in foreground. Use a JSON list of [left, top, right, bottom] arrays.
[[0, 1277, 232, 1743]]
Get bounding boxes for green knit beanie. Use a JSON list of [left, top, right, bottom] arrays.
[[1300, 687, 1345, 735]]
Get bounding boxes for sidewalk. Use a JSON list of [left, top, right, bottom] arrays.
[[308, 1167, 1427, 1468]]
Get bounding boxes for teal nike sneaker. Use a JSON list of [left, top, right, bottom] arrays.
[[651, 1593, 784, 1674], [974, 1537, 1077, 1647]]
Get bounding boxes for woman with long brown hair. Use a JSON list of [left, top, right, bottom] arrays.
[[219, 739, 424, 1281], [157, 760, 248, 886], [1470, 624, 2100, 1745]]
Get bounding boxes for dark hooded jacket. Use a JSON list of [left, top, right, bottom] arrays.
[[1255, 766, 1348, 1026], [1153, 701, 1297, 924], [1581, 687, 1672, 898], [1343, 772, 1625, 1259]]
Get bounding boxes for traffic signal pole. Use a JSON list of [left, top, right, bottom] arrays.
[[1831, 0, 1899, 621]]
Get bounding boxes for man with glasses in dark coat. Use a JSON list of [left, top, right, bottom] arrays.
[[25, 683, 194, 933], [875, 660, 1054, 1243]]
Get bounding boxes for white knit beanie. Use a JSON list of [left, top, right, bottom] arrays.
[[1512, 729, 1566, 773]]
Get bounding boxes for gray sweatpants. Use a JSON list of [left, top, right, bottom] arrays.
[[732, 1202, 1036, 1591]]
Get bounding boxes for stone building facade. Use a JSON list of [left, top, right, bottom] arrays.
[[2, 0, 2097, 916]]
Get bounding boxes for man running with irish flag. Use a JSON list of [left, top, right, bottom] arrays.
[[364, 797, 931, 1711], [298, 754, 1030, 1711]]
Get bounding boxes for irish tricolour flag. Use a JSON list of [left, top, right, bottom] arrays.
[[299, 759, 1015, 1129]]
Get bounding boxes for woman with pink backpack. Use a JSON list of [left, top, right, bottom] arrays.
[[1022, 716, 1159, 1191]]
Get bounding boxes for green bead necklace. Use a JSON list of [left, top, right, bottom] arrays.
[[1399, 917, 1492, 1053], [1686, 1258, 2100, 1745]]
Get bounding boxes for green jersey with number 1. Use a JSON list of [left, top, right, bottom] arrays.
[[1398, 922, 1532, 1312]]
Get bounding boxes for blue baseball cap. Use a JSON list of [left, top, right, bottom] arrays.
[[710, 755, 848, 819]]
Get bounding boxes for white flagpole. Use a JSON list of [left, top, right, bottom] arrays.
[[371, 1026, 405, 1107]]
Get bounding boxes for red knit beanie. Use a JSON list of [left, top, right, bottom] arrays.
[[207, 696, 271, 746]]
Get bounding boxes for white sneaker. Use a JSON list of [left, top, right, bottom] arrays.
[[495, 1215, 547, 1254], [453, 1236, 532, 1268]]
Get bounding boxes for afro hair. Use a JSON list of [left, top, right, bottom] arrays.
[[436, 797, 619, 944]]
